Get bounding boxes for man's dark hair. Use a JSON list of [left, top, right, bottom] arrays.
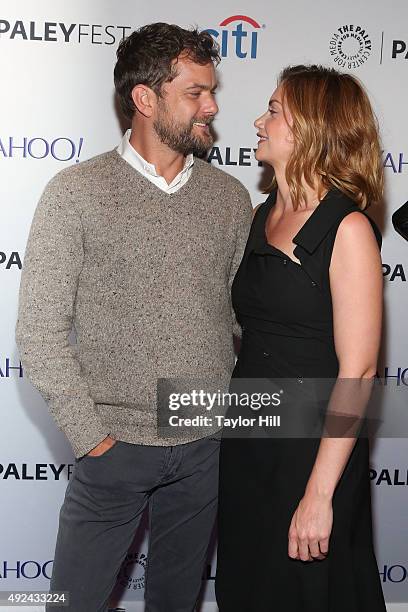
[[114, 23, 220, 120]]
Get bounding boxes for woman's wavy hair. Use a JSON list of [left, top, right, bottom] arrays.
[[268, 65, 384, 209]]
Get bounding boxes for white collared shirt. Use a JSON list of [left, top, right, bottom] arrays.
[[117, 129, 194, 194]]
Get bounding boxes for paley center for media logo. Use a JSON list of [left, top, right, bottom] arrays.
[[330, 27, 408, 65], [116, 553, 147, 591], [114, 552, 215, 593], [329, 24, 372, 69], [204, 15, 264, 59]]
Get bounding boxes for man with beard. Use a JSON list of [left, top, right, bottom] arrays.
[[15, 22, 252, 612]]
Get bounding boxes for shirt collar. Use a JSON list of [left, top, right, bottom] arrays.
[[118, 128, 194, 185]]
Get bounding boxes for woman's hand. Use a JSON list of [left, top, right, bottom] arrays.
[[288, 491, 333, 562]]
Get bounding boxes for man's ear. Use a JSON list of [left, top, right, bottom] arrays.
[[131, 84, 156, 118]]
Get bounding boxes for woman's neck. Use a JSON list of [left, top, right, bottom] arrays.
[[274, 167, 325, 213]]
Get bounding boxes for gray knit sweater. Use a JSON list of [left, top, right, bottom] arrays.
[[15, 150, 252, 458]]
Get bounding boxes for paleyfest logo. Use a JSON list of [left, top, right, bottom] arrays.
[[204, 15, 263, 59], [329, 24, 372, 69]]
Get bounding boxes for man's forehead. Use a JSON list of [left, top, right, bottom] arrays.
[[171, 55, 216, 86]]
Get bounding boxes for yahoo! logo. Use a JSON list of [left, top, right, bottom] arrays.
[[204, 15, 262, 59], [376, 367, 408, 386], [379, 564, 407, 583], [0, 136, 84, 162], [383, 152, 408, 173], [0, 358, 23, 378], [0, 560, 53, 579]]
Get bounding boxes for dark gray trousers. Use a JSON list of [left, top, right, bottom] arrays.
[[46, 437, 220, 612]]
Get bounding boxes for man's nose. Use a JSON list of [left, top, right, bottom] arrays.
[[206, 97, 218, 116]]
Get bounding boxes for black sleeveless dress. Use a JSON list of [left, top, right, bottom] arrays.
[[215, 189, 386, 612]]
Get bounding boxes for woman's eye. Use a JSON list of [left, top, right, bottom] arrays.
[[269, 109, 277, 114]]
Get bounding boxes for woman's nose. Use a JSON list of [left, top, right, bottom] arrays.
[[254, 115, 263, 129]]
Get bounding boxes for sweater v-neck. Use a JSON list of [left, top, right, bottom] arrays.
[[111, 148, 201, 199]]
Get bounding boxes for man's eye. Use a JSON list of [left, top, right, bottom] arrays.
[[189, 92, 201, 98], [269, 109, 277, 114]]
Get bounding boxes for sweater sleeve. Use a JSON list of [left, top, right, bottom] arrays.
[[228, 184, 253, 339], [15, 173, 109, 459]]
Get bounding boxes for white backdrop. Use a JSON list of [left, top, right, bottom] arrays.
[[1, 1, 407, 610]]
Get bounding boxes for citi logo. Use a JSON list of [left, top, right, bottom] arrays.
[[204, 15, 262, 59]]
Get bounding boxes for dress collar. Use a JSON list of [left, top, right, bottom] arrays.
[[262, 187, 359, 255]]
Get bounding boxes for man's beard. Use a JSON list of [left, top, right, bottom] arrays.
[[153, 102, 214, 156]]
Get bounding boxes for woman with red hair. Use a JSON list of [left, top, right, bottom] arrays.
[[216, 65, 386, 612]]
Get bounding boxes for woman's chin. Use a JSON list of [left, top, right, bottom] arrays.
[[254, 148, 271, 165], [254, 148, 263, 162]]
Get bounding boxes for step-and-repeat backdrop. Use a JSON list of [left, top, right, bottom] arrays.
[[1, 0, 407, 609]]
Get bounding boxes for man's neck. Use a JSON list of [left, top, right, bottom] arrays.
[[129, 130, 187, 185]]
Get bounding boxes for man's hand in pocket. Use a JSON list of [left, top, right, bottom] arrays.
[[87, 435, 117, 457]]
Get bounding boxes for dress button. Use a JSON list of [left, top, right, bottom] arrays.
[[297, 378, 303, 384], [283, 259, 288, 265], [311, 281, 317, 287], [263, 351, 270, 358]]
